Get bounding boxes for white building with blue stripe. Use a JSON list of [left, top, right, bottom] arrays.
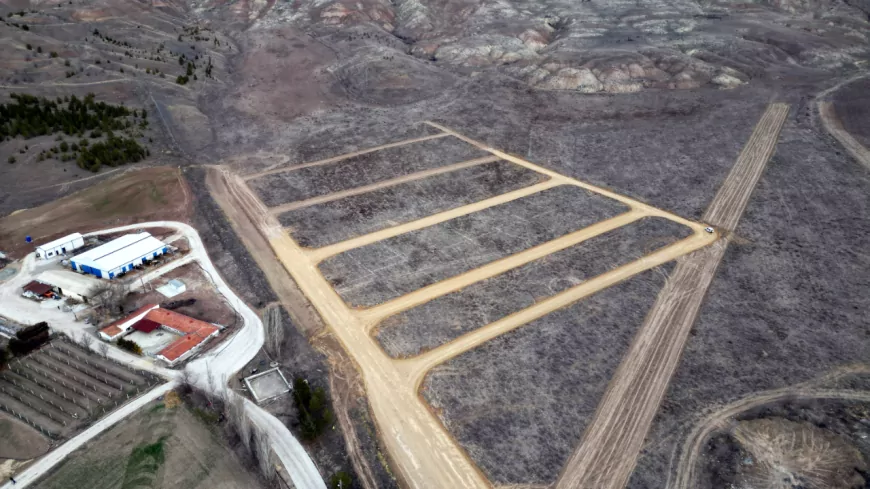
[[70, 232, 167, 279]]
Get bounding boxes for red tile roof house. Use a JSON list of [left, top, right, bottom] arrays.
[[99, 304, 220, 367]]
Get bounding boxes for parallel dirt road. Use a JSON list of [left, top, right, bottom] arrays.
[[216, 124, 717, 489], [556, 103, 790, 489]]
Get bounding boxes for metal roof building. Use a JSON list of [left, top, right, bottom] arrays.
[[71, 232, 167, 279], [35, 233, 85, 259]]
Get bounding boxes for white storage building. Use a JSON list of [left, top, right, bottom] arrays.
[[35, 233, 85, 259], [35, 270, 103, 302], [70, 232, 167, 280]]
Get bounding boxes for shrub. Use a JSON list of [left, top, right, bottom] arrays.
[[116, 337, 142, 355], [8, 156, 15, 164], [50, 51, 58, 58]]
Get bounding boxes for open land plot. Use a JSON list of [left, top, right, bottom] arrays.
[[32, 400, 264, 489], [430, 84, 770, 221], [278, 160, 545, 248], [247, 135, 489, 208], [0, 340, 157, 439], [0, 412, 50, 459], [319, 184, 629, 307], [237, 123, 444, 177], [422, 267, 671, 485], [628, 115, 870, 489], [377, 217, 691, 358]]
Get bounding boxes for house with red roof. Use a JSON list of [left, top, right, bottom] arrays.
[[98, 304, 220, 367]]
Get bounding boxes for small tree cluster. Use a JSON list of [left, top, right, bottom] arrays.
[[116, 337, 142, 355], [293, 378, 334, 440], [8, 322, 50, 356]]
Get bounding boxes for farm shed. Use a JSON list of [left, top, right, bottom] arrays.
[[35, 233, 85, 259], [70, 232, 167, 279], [35, 270, 103, 302]]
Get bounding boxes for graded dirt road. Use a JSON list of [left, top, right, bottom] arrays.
[[555, 103, 790, 489], [215, 124, 717, 489], [819, 101, 870, 172], [268, 155, 499, 214], [243, 133, 450, 180]]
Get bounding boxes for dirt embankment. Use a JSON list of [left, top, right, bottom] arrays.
[[0, 167, 190, 259]]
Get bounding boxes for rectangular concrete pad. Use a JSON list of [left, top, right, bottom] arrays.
[[246, 369, 290, 402], [319, 185, 629, 307], [421, 267, 671, 486], [376, 217, 691, 358], [279, 160, 545, 248], [248, 135, 489, 207]]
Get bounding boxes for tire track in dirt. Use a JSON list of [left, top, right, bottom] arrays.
[[555, 103, 790, 489]]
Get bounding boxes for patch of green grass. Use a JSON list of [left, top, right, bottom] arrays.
[[191, 407, 220, 425], [120, 438, 167, 489], [149, 403, 165, 413], [148, 181, 167, 204]]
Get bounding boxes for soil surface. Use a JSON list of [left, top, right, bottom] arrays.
[[0, 413, 50, 460]]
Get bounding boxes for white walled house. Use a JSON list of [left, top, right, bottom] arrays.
[[35, 233, 85, 259], [70, 232, 168, 279]]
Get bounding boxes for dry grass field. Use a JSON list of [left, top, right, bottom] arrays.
[[32, 399, 264, 489]]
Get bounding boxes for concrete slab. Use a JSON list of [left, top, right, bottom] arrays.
[[244, 368, 291, 403]]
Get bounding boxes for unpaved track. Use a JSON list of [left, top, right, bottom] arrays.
[[217, 122, 719, 489], [268, 155, 499, 214], [555, 103, 789, 489], [668, 365, 870, 489], [243, 132, 450, 180], [819, 101, 870, 171]]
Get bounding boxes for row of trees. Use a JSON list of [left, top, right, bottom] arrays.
[[0, 93, 145, 141]]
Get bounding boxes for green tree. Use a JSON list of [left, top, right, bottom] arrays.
[[329, 472, 353, 489]]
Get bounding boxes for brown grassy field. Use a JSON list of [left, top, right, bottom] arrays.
[[0, 167, 190, 258]]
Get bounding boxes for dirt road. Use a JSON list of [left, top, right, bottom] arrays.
[[555, 103, 789, 489], [667, 365, 870, 489], [214, 122, 719, 489], [819, 102, 870, 172], [268, 155, 499, 214], [243, 133, 449, 180]]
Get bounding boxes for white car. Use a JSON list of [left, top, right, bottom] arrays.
[[704, 226, 715, 234]]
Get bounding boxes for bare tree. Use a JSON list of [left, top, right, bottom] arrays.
[[178, 367, 197, 395], [263, 305, 283, 360], [97, 342, 109, 358], [91, 281, 131, 318], [252, 425, 274, 480], [205, 364, 216, 392], [79, 333, 95, 351], [227, 394, 250, 452]]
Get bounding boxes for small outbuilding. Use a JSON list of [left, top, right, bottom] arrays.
[[71, 232, 167, 279], [35, 270, 103, 303], [35, 233, 85, 259]]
